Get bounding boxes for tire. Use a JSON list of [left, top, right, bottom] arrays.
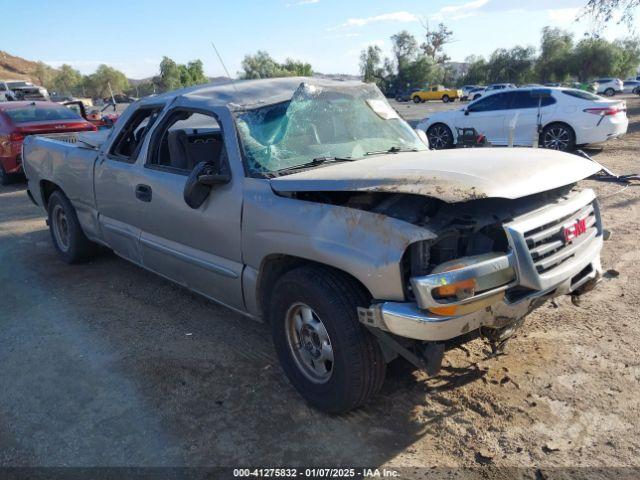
[[426, 123, 454, 149], [0, 164, 12, 186], [604, 88, 615, 97], [413, 96, 421, 104], [541, 123, 576, 152], [47, 190, 98, 264], [269, 265, 386, 413], [442, 95, 450, 103], [634, 87, 640, 95], [473, 93, 482, 100]]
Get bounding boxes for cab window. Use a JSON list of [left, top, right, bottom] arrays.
[[110, 106, 163, 162], [147, 109, 228, 176], [469, 92, 512, 112]]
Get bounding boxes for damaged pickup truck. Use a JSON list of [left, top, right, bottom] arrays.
[[23, 78, 605, 413]]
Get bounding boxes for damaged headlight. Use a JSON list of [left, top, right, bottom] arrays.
[[411, 252, 516, 316]]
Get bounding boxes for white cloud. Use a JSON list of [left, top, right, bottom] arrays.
[[331, 11, 419, 29], [286, 0, 319, 6], [429, 0, 490, 21], [547, 7, 580, 23]]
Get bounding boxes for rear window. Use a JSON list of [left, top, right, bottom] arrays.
[[561, 89, 600, 101], [3, 105, 82, 123]]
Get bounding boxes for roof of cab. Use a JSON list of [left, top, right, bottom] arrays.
[[138, 76, 365, 111]]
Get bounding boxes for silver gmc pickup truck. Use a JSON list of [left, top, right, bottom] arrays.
[[23, 78, 604, 413]]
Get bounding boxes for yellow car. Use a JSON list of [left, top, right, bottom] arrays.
[[411, 85, 462, 103]]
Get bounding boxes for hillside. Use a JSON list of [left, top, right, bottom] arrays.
[[0, 50, 42, 81]]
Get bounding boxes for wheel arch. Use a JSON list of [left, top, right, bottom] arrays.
[[255, 254, 372, 323], [39, 179, 63, 208]]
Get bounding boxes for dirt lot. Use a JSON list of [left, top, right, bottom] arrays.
[[1, 95, 639, 474]]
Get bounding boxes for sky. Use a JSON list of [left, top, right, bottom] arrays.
[[1, 0, 638, 79]]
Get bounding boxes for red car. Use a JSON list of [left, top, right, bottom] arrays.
[[0, 101, 96, 185]]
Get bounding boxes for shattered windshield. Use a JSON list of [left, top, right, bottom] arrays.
[[235, 83, 427, 176]]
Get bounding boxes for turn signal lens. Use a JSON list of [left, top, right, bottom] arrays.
[[432, 264, 477, 300]]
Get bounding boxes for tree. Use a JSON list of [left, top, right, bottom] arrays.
[[83, 64, 129, 98], [32, 61, 54, 88], [51, 64, 82, 95], [570, 37, 619, 80], [536, 27, 574, 82], [390, 31, 419, 90], [240, 51, 312, 79], [486, 46, 536, 84], [612, 37, 640, 77], [582, 0, 640, 31], [187, 59, 208, 85], [421, 22, 454, 64], [360, 45, 384, 87], [459, 55, 489, 85], [159, 56, 182, 91]]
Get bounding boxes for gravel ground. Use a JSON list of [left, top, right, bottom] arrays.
[[0, 95, 638, 474]]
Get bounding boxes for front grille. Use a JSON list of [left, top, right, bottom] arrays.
[[524, 201, 598, 274]]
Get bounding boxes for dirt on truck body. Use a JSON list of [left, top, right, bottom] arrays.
[[22, 77, 605, 413]]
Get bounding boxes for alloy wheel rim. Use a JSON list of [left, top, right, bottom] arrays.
[[543, 127, 570, 150], [285, 303, 334, 384], [428, 126, 450, 149], [51, 204, 70, 252]]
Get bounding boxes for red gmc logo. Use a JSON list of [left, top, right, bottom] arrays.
[[564, 218, 587, 243]]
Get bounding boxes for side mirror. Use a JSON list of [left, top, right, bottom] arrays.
[[183, 161, 230, 209]]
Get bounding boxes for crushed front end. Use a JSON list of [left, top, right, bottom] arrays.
[[359, 186, 603, 372]]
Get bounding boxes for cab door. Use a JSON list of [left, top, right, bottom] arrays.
[[132, 99, 245, 311], [458, 91, 513, 144], [94, 105, 165, 264]]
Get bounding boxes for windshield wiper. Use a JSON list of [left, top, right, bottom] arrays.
[[364, 146, 420, 156], [273, 156, 354, 176]]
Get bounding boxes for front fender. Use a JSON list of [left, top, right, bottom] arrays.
[[242, 178, 435, 302]]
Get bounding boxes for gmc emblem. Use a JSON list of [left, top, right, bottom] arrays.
[[564, 218, 587, 243]]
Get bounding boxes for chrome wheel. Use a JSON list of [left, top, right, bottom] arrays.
[[51, 204, 70, 252], [285, 303, 334, 384], [427, 125, 452, 149], [542, 126, 571, 151]]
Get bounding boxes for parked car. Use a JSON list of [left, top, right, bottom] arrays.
[[417, 87, 628, 151], [23, 78, 605, 413], [63, 100, 120, 130], [460, 85, 480, 100], [485, 83, 516, 92], [394, 89, 417, 102], [0, 101, 96, 184], [622, 80, 640, 94], [467, 87, 485, 101], [104, 93, 137, 104], [594, 78, 623, 96], [0, 79, 50, 101], [412, 85, 462, 103]]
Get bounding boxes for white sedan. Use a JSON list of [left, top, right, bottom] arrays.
[[417, 87, 628, 152]]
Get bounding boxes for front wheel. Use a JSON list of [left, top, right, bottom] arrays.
[[604, 88, 615, 97], [269, 266, 386, 413], [426, 123, 454, 149], [442, 95, 450, 103], [47, 190, 98, 263], [412, 96, 422, 104], [541, 123, 575, 152]]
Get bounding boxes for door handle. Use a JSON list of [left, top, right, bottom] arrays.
[[135, 184, 152, 202]]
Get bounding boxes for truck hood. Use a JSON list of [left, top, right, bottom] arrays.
[[270, 148, 602, 203]]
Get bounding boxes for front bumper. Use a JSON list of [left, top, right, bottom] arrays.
[[359, 189, 604, 341]]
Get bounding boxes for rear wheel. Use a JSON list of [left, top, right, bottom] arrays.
[[269, 266, 386, 413], [604, 88, 615, 97], [541, 123, 575, 152], [47, 190, 98, 264], [413, 96, 422, 104], [442, 94, 450, 103], [426, 123, 454, 149]]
